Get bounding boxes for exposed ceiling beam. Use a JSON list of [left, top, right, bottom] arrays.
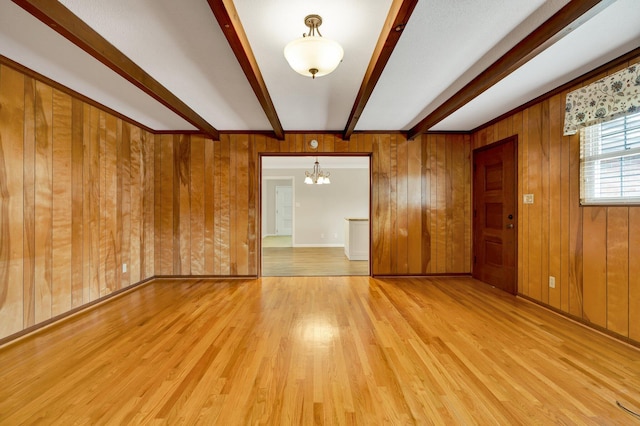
[[207, 0, 285, 140], [12, 0, 220, 140], [343, 0, 418, 140], [407, 0, 616, 140]]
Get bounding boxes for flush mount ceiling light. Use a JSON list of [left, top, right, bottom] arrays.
[[284, 14, 344, 79], [304, 157, 331, 185]]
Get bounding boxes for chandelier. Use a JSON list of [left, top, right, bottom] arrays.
[[284, 14, 344, 79], [304, 157, 331, 185]]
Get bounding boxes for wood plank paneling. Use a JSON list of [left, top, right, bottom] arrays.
[[190, 135, 205, 275], [23, 76, 36, 328], [582, 207, 607, 328], [0, 65, 25, 336], [34, 81, 53, 324], [0, 62, 154, 341], [407, 138, 422, 273], [151, 131, 471, 278], [70, 99, 84, 307], [219, 135, 230, 275], [158, 135, 174, 276], [630, 208, 640, 342], [568, 133, 583, 318], [548, 94, 562, 310], [177, 134, 190, 275], [52, 89, 73, 316], [102, 113, 118, 295], [527, 103, 543, 301], [129, 125, 142, 284], [87, 107, 101, 302], [204, 138, 215, 275], [396, 137, 408, 274], [435, 134, 446, 273], [471, 51, 640, 345], [236, 134, 250, 276], [119, 121, 131, 288], [143, 130, 155, 278], [606, 207, 628, 336], [421, 136, 432, 273]]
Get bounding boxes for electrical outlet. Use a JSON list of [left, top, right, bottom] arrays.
[[549, 276, 555, 288], [122, 263, 127, 273]]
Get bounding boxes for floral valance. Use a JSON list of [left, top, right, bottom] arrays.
[[563, 61, 640, 135]]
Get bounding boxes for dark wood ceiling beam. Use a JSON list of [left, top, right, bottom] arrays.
[[207, 0, 284, 140], [12, 0, 220, 140], [407, 0, 615, 140], [343, 0, 418, 140]]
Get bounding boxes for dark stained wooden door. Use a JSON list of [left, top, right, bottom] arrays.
[[473, 136, 517, 294]]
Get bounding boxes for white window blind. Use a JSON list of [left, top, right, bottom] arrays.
[[580, 110, 640, 205]]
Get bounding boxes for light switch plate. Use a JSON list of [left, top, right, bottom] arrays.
[[523, 194, 534, 204]]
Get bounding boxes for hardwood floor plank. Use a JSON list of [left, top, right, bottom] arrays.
[[1, 276, 639, 424], [262, 247, 368, 276]]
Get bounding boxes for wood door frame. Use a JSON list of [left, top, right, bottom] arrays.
[[258, 153, 372, 277], [472, 136, 518, 294]]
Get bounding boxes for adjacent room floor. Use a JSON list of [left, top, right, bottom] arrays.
[[262, 236, 369, 276]]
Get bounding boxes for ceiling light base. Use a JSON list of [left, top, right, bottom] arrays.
[[304, 15, 322, 32]]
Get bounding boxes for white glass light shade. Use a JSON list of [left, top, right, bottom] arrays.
[[304, 176, 313, 184], [284, 36, 344, 78]]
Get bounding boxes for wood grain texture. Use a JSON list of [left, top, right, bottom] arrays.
[[87, 106, 101, 302], [0, 63, 155, 341], [151, 132, 471, 278], [582, 207, 607, 328], [119, 121, 131, 288], [1, 276, 639, 424], [606, 207, 628, 336], [0, 65, 25, 337], [70, 98, 83, 307], [129, 125, 142, 284], [34, 81, 53, 324], [177, 134, 190, 275], [471, 50, 640, 344], [23, 76, 36, 328], [51, 89, 72, 316], [190, 135, 205, 275], [204, 138, 215, 275], [102, 113, 118, 295], [630, 208, 640, 342]]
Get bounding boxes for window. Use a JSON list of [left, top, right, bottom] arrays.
[[580, 110, 640, 205]]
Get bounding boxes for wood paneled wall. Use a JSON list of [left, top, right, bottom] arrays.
[[472, 54, 640, 344], [153, 133, 472, 277], [0, 63, 155, 340]]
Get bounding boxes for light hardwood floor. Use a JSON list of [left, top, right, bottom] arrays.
[[1, 276, 639, 425], [262, 247, 369, 276]]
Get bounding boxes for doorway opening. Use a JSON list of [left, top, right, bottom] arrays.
[[260, 154, 371, 277]]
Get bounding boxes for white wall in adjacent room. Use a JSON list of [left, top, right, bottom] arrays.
[[262, 167, 369, 246]]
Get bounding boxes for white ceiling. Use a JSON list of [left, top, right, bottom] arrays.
[[1, 0, 639, 135]]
